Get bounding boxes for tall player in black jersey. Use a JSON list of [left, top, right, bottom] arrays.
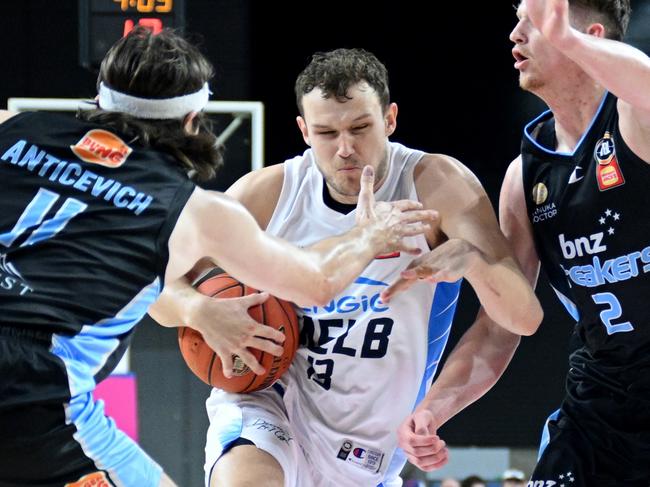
[[504, 0, 650, 485], [400, 0, 650, 485], [0, 28, 436, 487]]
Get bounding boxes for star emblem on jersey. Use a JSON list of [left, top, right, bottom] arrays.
[[599, 208, 621, 235], [594, 131, 625, 191], [557, 470, 575, 485]]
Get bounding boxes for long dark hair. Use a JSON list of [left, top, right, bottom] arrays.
[[78, 27, 222, 181]]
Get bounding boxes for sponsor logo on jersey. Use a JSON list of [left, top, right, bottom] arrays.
[[594, 131, 624, 191], [302, 276, 389, 315], [337, 439, 384, 473], [64, 471, 111, 487], [532, 202, 557, 223], [532, 182, 548, 205], [568, 165, 584, 184], [353, 447, 366, 459], [337, 440, 353, 460], [250, 418, 293, 444], [559, 208, 650, 289], [71, 129, 133, 168], [559, 232, 607, 259], [0, 253, 33, 296]]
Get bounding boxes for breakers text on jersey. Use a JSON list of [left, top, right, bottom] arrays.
[[1, 140, 153, 215], [557, 208, 647, 335]]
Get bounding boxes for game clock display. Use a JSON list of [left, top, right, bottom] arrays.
[[79, 0, 185, 70]]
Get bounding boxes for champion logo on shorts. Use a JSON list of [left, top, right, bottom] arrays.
[[70, 129, 133, 168], [64, 471, 111, 487]]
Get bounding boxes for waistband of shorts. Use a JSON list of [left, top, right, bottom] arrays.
[[0, 326, 54, 342]]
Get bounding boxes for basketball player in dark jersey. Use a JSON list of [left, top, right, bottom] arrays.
[[395, 0, 650, 485], [0, 28, 436, 487]]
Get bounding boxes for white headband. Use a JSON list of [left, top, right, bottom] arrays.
[[97, 81, 211, 119]]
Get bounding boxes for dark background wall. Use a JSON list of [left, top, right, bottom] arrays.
[[1, 1, 647, 485]]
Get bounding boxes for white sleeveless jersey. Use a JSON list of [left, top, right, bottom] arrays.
[[267, 142, 462, 486]]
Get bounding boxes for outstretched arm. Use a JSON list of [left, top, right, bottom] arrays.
[[525, 0, 650, 159], [168, 166, 434, 307], [397, 156, 542, 470], [383, 154, 542, 335], [159, 166, 436, 376]]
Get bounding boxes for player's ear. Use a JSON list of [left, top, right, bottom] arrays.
[[385, 102, 397, 137], [296, 116, 311, 146], [183, 111, 199, 135], [586, 22, 606, 38]]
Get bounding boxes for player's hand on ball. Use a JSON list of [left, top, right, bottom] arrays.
[[355, 165, 438, 255], [187, 291, 285, 377]]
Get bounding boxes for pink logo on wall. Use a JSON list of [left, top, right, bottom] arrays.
[[93, 373, 138, 441]]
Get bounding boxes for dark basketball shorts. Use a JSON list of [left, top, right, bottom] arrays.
[[0, 327, 162, 487], [531, 366, 650, 487]]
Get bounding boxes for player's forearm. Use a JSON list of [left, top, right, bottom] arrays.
[[149, 275, 196, 327], [561, 32, 650, 112], [420, 312, 520, 426], [302, 225, 384, 303], [465, 253, 543, 335]]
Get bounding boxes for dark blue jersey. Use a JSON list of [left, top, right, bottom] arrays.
[[0, 111, 195, 382], [521, 93, 650, 374]]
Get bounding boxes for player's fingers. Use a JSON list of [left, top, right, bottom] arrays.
[[391, 199, 424, 211], [381, 277, 416, 302], [239, 292, 270, 308], [397, 223, 431, 238], [235, 348, 266, 376], [355, 165, 376, 221], [248, 336, 284, 357], [417, 448, 449, 471], [398, 209, 438, 224], [253, 323, 286, 343], [220, 353, 234, 379]]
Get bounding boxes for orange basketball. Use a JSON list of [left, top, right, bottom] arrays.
[[177, 270, 299, 393]]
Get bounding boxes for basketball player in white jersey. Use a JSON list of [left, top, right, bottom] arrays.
[[151, 48, 542, 486]]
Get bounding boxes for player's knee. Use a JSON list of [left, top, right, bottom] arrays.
[[210, 445, 284, 487]]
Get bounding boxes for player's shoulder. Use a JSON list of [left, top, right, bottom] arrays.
[[227, 163, 284, 199], [414, 153, 482, 192], [0, 110, 20, 126], [226, 163, 285, 228]]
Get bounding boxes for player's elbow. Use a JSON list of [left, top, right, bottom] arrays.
[[305, 277, 336, 307], [510, 301, 543, 336]]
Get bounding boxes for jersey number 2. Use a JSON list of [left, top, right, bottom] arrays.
[[591, 292, 634, 335]]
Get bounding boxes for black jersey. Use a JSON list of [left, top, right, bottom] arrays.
[[0, 112, 194, 379], [522, 93, 650, 372]]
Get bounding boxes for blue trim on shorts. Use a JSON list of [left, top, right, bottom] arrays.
[[51, 278, 160, 397], [68, 391, 162, 486], [538, 408, 561, 459], [207, 403, 245, 485]]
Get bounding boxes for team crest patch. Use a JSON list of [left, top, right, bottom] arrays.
[[64, 471, 111, 487], [70, 129, 132, 168], [594, 131, 624, 191], [532, 182, 548, 205]]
